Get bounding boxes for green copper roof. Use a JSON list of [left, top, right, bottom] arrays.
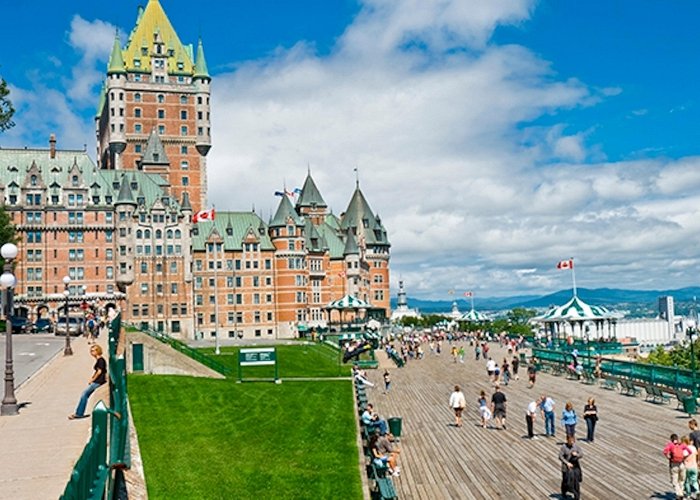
[[316, 220, 345, 259], [340, 185, 390, 247], [116, 174, 136, 204], [191, 212, 275, 251], [107, 35, 126, 75], [0, 147, 182, 213], [269, 195, 303, 227], [343, 232, 359, 256], [304, 219, 326, 252], [141, 130, 170, 165], [296, 172, 326, 209], [122, 0, 195, 75], [193, 38, 210, 80]]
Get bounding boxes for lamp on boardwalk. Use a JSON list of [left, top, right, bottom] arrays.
[[0, 242, 18, 416], [63, 275, 73, 356]]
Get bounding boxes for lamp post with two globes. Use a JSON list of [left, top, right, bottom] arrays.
[[0, 242, 19, 416]]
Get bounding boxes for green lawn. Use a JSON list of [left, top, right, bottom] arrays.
[[129, 376, 363, 499], [197, 343, 352, 379]]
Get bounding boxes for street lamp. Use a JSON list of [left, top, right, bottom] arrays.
[[63, 276, 73, 356], [1, 242, 19, 416], [688, 326, 698, 399]]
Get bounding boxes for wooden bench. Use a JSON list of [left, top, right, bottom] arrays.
[[600, 377, 619, 391], [551, 365, 565, 377], [652, 386, 671, 404]]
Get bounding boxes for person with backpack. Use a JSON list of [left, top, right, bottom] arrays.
[[663, 433, 691, 500]]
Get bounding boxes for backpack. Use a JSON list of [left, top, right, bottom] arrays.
[[669, 443, 686, 464]]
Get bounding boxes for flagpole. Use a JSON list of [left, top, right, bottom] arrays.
[[571, 257, 577, 298], [470, 294, 474, 311], [214, 218, 220, 355]]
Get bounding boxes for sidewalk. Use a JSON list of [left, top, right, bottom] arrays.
[[0, 336, 108, 500]]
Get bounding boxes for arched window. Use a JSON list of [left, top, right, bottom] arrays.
[[175, 229, 181, 239], [72, 175, 79, 187], [134, 93, 141, 102], [157, 94, 165, 103], [155, 229, 162, 239], [136, 230, 143, 239], [144, 229, 151, 238], [30, 175, 37, 186], [166, 229, 173, 239]]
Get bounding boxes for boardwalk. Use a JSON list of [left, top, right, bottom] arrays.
[[366, 344, 685, 500]]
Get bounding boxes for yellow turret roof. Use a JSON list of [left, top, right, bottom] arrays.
[[121, 0, 195, 75]]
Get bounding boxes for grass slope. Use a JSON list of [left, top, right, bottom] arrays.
[[197, 343, 352, 379], [129, 375, 362, 499]]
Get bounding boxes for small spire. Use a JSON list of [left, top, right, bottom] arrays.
[[354, 166, 359, 188], [107, 34, 126, 75], [193, 38, 210, 80]]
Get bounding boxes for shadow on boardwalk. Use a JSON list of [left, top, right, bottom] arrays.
[[367, 345, 682, 499]]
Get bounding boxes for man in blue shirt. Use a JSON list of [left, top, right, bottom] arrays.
[[539, 394, 556, 437]]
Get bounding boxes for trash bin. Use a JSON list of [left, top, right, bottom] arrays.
[[683, 397, 697, 415], [388, 417, 402, 439]]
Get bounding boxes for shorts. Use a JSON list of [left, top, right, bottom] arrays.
[[454, 407, 464, 417], [528, 373, 536, 382], [494, 405, 506, 418], [479, 407, 492, 420]]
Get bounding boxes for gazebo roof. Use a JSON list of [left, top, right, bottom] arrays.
[[460, 308, 490, 322], [536, 295, 617, 322], [326, 294, 372, 310]]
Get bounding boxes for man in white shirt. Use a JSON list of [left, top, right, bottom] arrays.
[[526, 398, 539, 439], [448, 385, 467, 427]]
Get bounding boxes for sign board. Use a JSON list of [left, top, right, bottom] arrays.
[[239, 348, 276, 366]]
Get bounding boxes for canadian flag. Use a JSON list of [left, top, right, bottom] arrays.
[[556, 259, 574, 270], [464, 291, 473, 297], [193, 208, 216, 223], [338, 271, 346, 278]]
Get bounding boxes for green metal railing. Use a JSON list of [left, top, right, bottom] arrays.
[[62, 312, 132, 500], [60, 401, 110, 500], [131, 324, 232, 376], [533, 347, 697, 391]]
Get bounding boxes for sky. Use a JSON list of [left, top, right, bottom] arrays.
[[3, 0, 700, 300]]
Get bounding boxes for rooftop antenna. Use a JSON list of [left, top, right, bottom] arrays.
[[354, 166, 359, 187]]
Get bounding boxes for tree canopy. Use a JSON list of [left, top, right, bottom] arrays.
[[0, 77, 15, 132]]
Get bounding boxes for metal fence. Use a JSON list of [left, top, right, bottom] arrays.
[[130, 324, 232, 376], [532, 347, 697, 391], [61, 313, 131, 500]]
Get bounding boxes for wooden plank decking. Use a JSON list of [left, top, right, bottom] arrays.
[[364, 345, 686, 499]]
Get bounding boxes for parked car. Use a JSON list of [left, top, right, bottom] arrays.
[[9, 316, 30, 334], [32, 318, 53, 333], [54, 317, 84, 336]]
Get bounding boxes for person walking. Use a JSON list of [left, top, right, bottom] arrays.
[[583, 398, 598, 442], [69, 344, 107, 420], [527, 361, 537, 388], [383, 370, 391, 394], [559, 434, 584, 500], [663, 433, 690, 500], [682, 435, 699, 499], [526, 398, 539, 439], [458, 345, 465, 363], [689, 419, 700, 450], [512, 355, 520, 381], [540, 394, 556, 437], [491, 384, 507, 430], [475, 343, 481, 360], [449, 385, 467, 427], [478, 390, 492, 428], [501, 358, 511, 386], [561, 401, 577, 438]]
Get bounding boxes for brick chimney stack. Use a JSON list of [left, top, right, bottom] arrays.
[[49, 134, 56, 159]]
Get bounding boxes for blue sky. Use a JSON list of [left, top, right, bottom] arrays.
[[3, 0, 700, 299]]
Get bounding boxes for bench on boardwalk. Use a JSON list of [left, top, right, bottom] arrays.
[[600, 377, 619, 391], [620, 379, 641, 397], [581, 371, 597, 385], [644, 385, 671, 405]]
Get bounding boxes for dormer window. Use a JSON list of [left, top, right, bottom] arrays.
[[133, 59, 141, 68], [141, 47, 148, 56], [153, 153, 159, 162], [137, 196, 145, 205], [30, 175, 37, 186], [72, 175, 79, 187], [226, 227, 233, 236]]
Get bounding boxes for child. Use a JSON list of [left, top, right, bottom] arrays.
[[478, 390, 492, 428], [383, 370, 391, 393]]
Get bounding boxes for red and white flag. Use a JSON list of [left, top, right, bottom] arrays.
[[464, 291, 473, 297], [338, 271, 346, 278], [556, 259, 574, 270], [193, 208, 216, 223]]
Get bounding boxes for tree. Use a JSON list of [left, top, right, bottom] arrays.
[[0, 77, 15, 132], [0, 206, 17, 268]]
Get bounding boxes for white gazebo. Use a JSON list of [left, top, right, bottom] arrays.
[[460, 308, 490, 322], [535, 295, 621, 340], [325, 294, 373, 323]]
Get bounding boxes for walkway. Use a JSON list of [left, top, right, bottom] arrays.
[[0, 335, 107, 500], [365, 344, 684, 499]]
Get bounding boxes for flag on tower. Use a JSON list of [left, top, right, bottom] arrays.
[[193, 208, 216, 223], [464, 291, 473, 297], [556, 259, 574, 270]]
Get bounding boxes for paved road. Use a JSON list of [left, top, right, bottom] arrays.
[[0, 333, 67, 387]]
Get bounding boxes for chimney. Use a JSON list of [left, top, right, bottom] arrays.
[[49, 134, 56, 159]]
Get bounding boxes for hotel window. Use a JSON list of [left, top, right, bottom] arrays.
[[135, 144, 142, 153], [180, 110, 187, 120], [254, 312, 261, 323], [141, 283, 148, 294], [374, 290, 384, 301], [106, 267, 114, 279], [158, 125, 165, 135], [182, 176, 189, 186], [158, 94, 164, 103], [158, 109, 165, 119], [106, 249, 113, 260], [253, 294, 260, 305], [180, 126, 188, 136], [227, 294, 234, 305], [195, 277, 202, 290], [180, 95, 187, 104], [134, 93, 141, 102], [134, 108, 141, 118], [181, 145, 188, 154]]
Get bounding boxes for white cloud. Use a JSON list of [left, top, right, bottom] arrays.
[[204, 0, 700, 299]]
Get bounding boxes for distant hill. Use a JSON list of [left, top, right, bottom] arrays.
[[391, 286, 700, 314]]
